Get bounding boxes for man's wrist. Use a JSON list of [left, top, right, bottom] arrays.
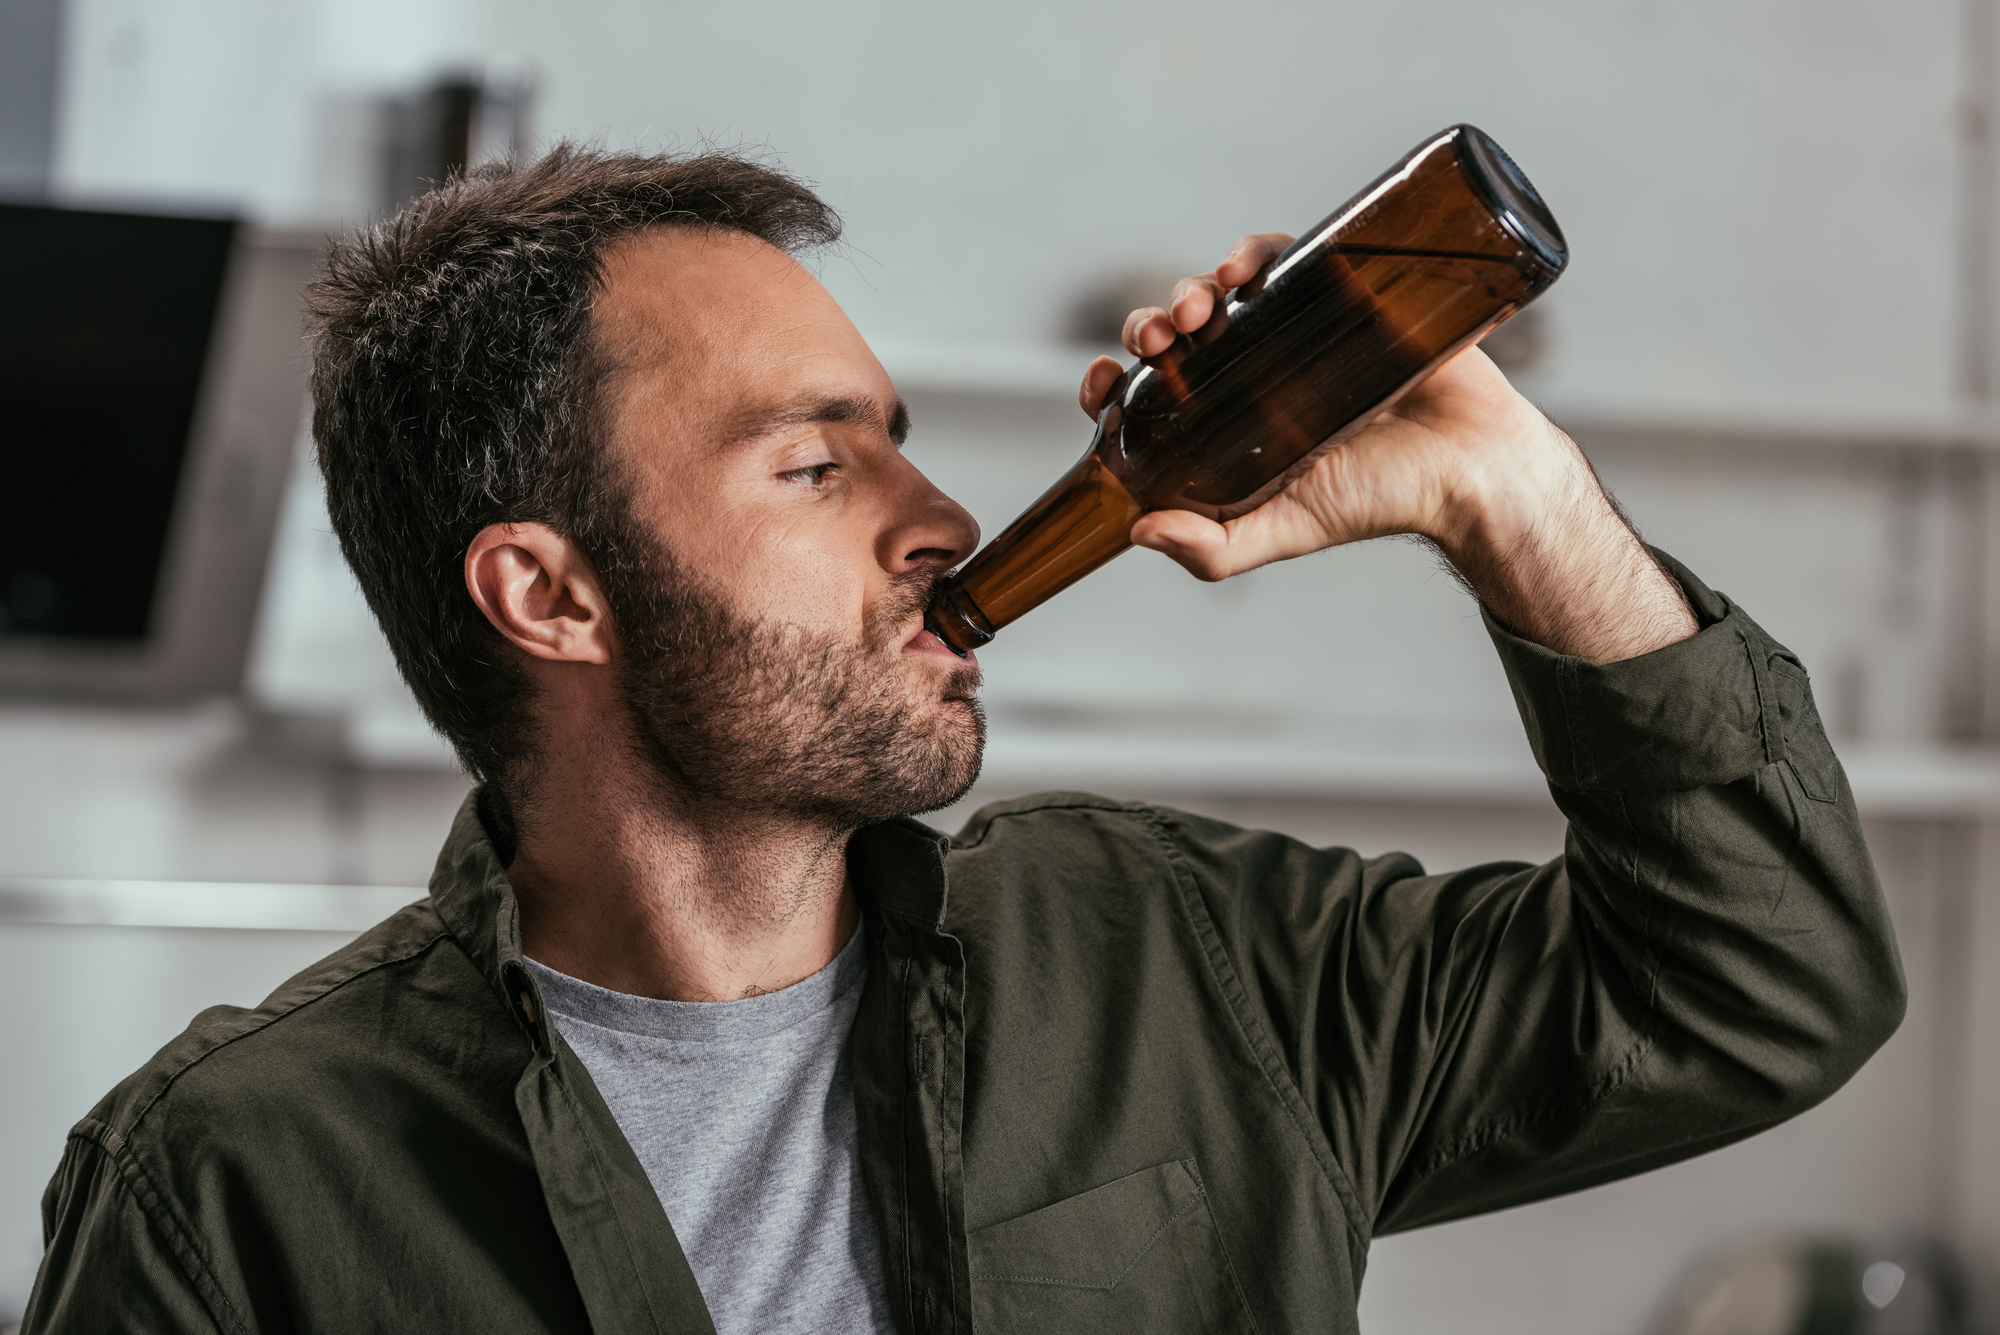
[[1427, 413, 1585, 571], [1426, 419, 1698, 665]]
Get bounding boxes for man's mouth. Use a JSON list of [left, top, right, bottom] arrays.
[[904, 619, 976, 667]]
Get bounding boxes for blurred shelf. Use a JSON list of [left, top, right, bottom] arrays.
[[349, 687, 2000, 817], [872, 338, 2000, 452], [0, 878, 421, 932], [7, 736, 1996, 935], [1545, 403, 2000, 456], [978, 719, 1546, 805], [347, 699, 458, 768], [980, 724, 2000, 818], [1839, 743, 2000, 816]]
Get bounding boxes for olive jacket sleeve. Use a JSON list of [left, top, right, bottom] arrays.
[[1157, 550, 1906, 1236], [29, 1123, 227, 1333]]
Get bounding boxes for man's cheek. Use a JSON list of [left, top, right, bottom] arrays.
[[745, 559, 862, 637]]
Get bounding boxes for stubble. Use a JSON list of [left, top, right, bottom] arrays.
[[603, 527, 985, 826]]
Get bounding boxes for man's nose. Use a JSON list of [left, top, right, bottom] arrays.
[[879, 457, 980, 574]]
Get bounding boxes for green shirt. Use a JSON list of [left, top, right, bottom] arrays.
[[23, 554, 1905, 1334]]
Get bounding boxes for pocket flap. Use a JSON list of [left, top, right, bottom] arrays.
[[968, 1159, 1207, 1291]]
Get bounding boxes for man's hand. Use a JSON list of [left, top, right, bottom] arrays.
[[1080, 233, 1698, 666]]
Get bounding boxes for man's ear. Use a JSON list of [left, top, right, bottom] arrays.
[[465, 522, 615, 666]]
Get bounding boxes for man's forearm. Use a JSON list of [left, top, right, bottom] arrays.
[[1433, 419, 1697, 665]]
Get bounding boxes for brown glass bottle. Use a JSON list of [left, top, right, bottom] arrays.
[[924, 123, 1568, 655]]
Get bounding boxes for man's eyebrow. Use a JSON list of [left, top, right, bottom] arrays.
[[725, 394, 911, 449]]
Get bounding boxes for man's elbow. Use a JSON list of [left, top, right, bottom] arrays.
[[1784, 937, 1907, 1114]]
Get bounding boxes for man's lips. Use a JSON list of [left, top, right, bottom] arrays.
[[902, 618, 977, 667]]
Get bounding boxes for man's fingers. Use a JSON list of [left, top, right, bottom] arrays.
[[1214, 232, 1295, 290], [1168, 275, 1222, 333], [1078, 356, 1125, 418], [1131, 509, 1241, 582], [1118, 234, 1298, 363], [1133, 480, 1347, 583], [1122, 306, 1178, 358], [1127, 233, 1302, 359]]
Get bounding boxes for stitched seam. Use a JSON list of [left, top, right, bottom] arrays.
[[895, 945, 918, 1330], [544, 1052, 676, 1333], [1769, 765, 1805, 927], [1785, 757, 1839, 804], [1635, 791, 1666, 1012], [938, 956, 963, 1335], [128, 926, 453, 1133], [1135, 808, 1373, 1255], [969, 1194, 1206, 1289], [1408, 1031, 1656, 1180], [1557, 654, 1593, 790], [1745, 626, 1782, 765], [951, 794, 1136, 851], [1193, 1162, 1267, 1335], [1767, 661, 1837, 804], [67, 1120, 247, 1335]]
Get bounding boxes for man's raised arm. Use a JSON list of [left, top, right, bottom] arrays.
[[1091, 232, 1906, 1229]]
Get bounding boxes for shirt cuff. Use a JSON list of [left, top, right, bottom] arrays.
[[1485, 548, 1831, 795]]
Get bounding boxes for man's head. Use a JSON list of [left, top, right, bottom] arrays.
[[307, 147, 984, 846]]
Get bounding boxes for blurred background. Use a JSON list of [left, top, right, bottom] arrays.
[[5, 0, 2000, 1330]]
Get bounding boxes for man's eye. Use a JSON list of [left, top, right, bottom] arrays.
[[782, 463, 837, 485]]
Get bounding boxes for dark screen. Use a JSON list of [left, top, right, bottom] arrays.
[[0, 204, 238, 640]]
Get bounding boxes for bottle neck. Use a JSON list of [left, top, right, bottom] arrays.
[[924, 584, 995, 657], [923, 445, 1143, 655]]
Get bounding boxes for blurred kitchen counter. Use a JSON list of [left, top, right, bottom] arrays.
[[0, 700, 470, 887]]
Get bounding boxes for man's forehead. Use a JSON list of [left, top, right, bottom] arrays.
[[598, 226, 823, 334], [593, 227, 869, 399], [593, 225, 900, 453]]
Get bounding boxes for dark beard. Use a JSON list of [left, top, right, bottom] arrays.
[[600, 527, 985, 826]]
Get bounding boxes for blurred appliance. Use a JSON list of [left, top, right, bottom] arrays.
[[381, 61, 535, 213], [1652, 1234, 1971, 1335], [0, 204, 318, 700]]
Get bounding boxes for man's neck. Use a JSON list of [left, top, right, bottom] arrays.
[[503, 743, 860, 1003]]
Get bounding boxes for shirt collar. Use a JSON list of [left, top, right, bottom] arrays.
[[846, 815, 953, 931], [426, 790, 546, 1047]]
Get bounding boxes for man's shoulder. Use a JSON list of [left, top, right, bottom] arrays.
[[79, 897, 505, 1150], [938, 788, 1378, 922], [944, 788, 1292, 860], [944, 789, 1182, 859], [940, 788, 1300, 896]]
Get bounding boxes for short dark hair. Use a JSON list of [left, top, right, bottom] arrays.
[[304, 144, 842, 790]]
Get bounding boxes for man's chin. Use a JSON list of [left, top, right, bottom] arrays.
[[888, 697, 985, 819]]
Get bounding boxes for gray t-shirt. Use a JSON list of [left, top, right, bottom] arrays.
[[526, 928, 893, 1334]]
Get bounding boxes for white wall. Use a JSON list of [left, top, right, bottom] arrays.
[[55, 0, 1968, 424], [54, 0, 485, 220]]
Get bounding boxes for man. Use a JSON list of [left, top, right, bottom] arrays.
[[25, 146, 1902, 1334]]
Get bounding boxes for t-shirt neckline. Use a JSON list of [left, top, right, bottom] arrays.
[[524, 921, 869, 1044]]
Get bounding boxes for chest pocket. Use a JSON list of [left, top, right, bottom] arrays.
[[966, 1159, 1258, 1333]]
